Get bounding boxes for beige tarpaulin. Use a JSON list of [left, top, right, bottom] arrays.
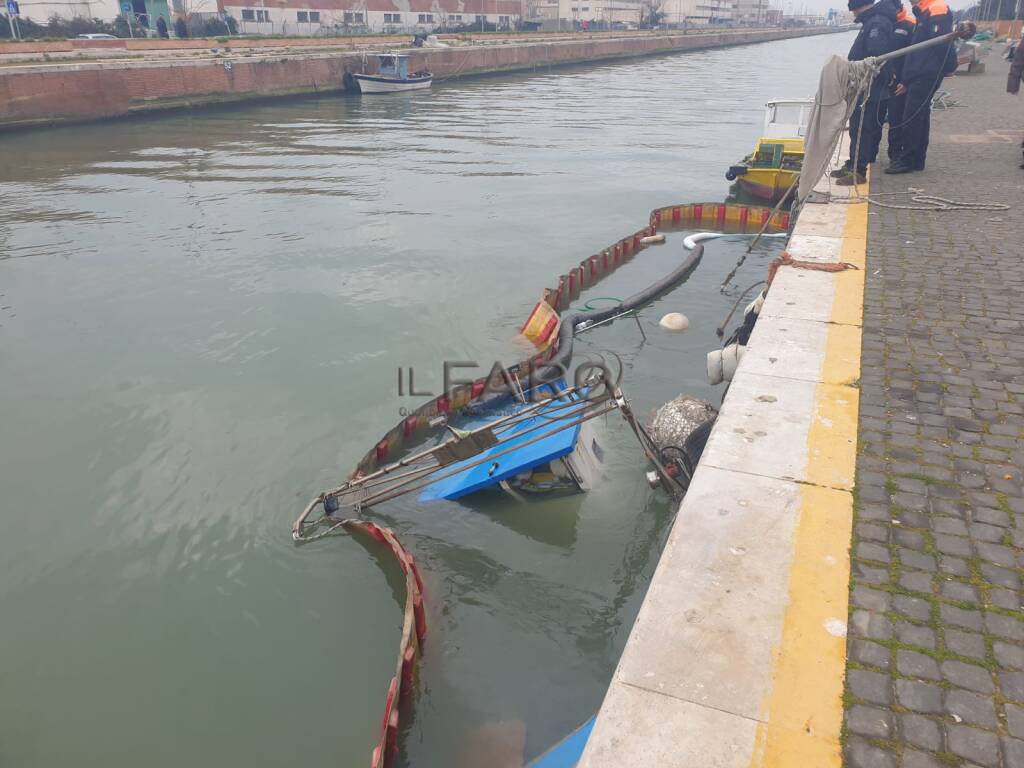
[[797, 55, 880, 203]]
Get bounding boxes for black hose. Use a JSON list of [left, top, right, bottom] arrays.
[[473, 243, 706, 411]]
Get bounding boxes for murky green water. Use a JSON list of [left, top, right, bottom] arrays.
[[0, 31, 854, 768]]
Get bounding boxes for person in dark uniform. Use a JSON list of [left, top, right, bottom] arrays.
[[833, 0, 897, 186], [886, 0, 952, 173], [885, 0, 916, 160]]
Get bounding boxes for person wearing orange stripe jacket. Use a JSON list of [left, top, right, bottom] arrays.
[[885, 0, 916, 160], [886, 0, 953, 173]]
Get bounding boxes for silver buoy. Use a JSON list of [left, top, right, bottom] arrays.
[[659, 312, 689, 331]]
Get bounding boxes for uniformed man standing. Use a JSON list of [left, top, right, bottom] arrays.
[[834, 0, 897, 186], [886, 0, 953, 174], [885, 0, 916, 160]]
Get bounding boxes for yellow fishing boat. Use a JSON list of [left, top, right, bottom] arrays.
[[726, 99, 813, 204]]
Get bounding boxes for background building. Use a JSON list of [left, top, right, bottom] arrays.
[[15, 0, 119, 21], [660, 0, 734, 26], [216, 0, 523, 33]]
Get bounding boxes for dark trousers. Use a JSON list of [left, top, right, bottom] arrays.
[[886, 92, 907, 160], [848, 98, 885, 172], [897, 78, 938, 169]]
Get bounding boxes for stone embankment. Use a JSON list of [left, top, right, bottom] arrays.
[[0, 27, 843, 130]]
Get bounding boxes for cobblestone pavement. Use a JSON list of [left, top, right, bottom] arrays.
[[843, 54, 1024, 767]]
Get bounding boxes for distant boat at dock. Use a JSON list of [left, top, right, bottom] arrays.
[[354, 54, 433, 94], [725, 98, 813, 204]]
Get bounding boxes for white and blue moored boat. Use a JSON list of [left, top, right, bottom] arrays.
[[354, 53, 432, 94]]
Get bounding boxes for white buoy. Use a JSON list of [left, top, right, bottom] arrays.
[[639, 234, 666, 245], [659, 312, 690, 331]]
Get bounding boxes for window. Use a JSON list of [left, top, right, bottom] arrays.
[[417, 12, 432, 21], [309, 10, 319, 20], [383, 11, 400, 21], [450, 13, 461, 20], [256, 9, 269, 21], [499, 13, 510, 20], [241, 8, 254, 19], [343, 10, 363, 22], [296, 10, 307, 21], [475, 14, 485, 21]]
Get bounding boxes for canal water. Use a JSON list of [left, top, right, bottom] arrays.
[[0, 31, 854, 768]]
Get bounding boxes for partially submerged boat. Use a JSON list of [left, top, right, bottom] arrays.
[[354, 53, 432, 94], [725, 98, 813, 204]]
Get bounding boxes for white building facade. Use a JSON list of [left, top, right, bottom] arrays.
[[15, 0, 120, 22], [660, 0, 734, 25], [218, 0, 523, 33]]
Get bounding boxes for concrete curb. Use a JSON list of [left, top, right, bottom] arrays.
[[579, 174, 869, 765]]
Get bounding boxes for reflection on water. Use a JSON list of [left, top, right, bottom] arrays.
[[0, 31, 854, 768]]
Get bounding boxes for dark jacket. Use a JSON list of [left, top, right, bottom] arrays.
[[900, 0, 953, 84], [849, 1, 898, 98], [1009, 37, 1024, 94], [890, 0, 916, 81]]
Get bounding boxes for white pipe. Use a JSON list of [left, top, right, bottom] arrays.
[[683, 231, 788, 250]]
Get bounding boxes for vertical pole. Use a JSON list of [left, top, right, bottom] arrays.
[[7, 12, 17, 39], [127, 11, 135, 37]]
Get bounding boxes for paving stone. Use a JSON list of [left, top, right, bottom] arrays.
[[985, 612, 1024, 641], [893, 594, 933, 622], [981, 563, 1021, 590], [901, 750, 944, 768], [851, 585, 891, 612], [941, 580, 981, 604], [845, 736, 896, 768], [848, 668, 892, 706], [898, 650, 942, 681], [853, 561, 890, 585], [940, 604, 984, 632], [988, 587, 1021, 611], [945, 689, 998, 728], [894, 529, 927, 549], [947, 724, 1000, 767], [938, 556, 971, 578], [1006, 704, 1024, 740], [846, 704, 893, 739], [934, 534, 973, 557], [900, 548, 937, 573], [851, 639, 892, 670], [1003, 736, 1024, 768], [856, 541, 891, 563], [896, 621, 937, 651], [970, 522, 1009, 543], [933, 517, 969, 536], [995, 641, 1024, 670], [975, 542, 1017, 568], [851, 610, 893, 642], [895, 679, 943, 714], [857, 522, 890, 542], [900, 713, 943, 752], [941, 660, 995, 694], [945, 629, 987, 660], [900, 571, 935, 594], [1001, 671, 1024, 702]]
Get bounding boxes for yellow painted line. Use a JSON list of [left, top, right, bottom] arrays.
[[749, 198, 868, 766]]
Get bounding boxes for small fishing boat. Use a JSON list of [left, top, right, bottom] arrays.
[[725, 98, 813, 204], [354, 53, 432, 94]]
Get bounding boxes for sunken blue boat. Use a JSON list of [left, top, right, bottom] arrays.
[[419, 380, 604, 503]]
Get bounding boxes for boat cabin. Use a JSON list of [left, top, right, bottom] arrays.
[[376, 53, 412, 79], [762, 98, 813, 140]]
